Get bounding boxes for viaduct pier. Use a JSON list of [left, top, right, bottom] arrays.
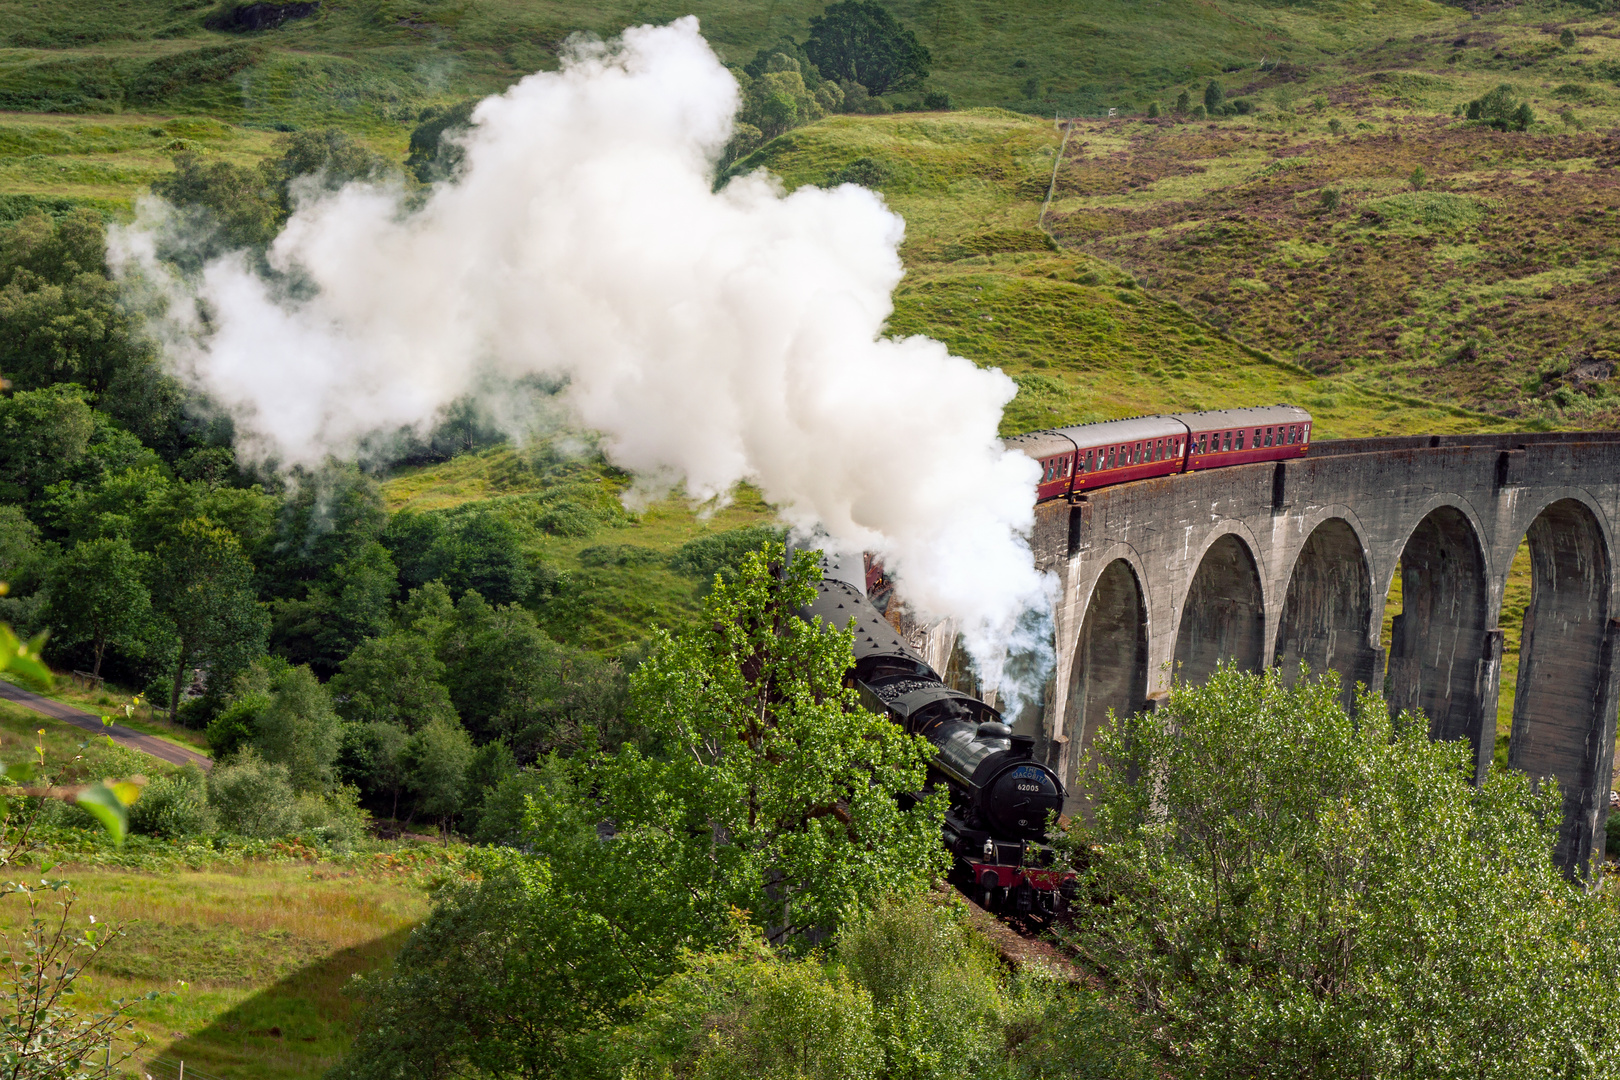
[[1015, 431, 1620, 873]]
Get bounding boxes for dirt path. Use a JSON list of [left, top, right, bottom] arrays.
[[0, 680, 212, 770]]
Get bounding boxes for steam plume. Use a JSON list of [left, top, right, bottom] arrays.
[[110, 17, 1051, 700]]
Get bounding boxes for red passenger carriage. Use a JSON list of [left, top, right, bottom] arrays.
[[1006, 405, 1312, 500]]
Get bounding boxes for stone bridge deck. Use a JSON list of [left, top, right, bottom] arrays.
[[1023, 430, 1620, 873]]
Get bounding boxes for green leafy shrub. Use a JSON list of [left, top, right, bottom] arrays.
[[1146, 101, 1161, 118], [667, 525, 789, 581], [1319, 187, 1342, 212], [128, 763, 216, 838], [205, 691, 266, 759], [292, 785, 369, 850], [626, 928, 881, 1080], [836, 897, 1010, 1079], [1465, 84, 1534, 130], [206, 749, 298, 838], [922, 90, 952, 110], [825, 155, 895, 189]]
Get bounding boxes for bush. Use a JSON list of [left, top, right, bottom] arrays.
[[128, 763, 216, 838], [667, 525, 788, 581], [1203, 79, 1225, 115], [471, 767, 552, 845], [836, 897, 1010, 1078], [1146, 101, 1161, 118], [1465, 84, 1535, 131], [921, 90, 952, 110], [205, 691, 266, 759], [625, 929, 881, 1080], [1328, 117, 1343, 135], [207, 749, 298, 838], [1560, 27, 1577, 47], [1319, 187, 1342, 212], [292, 785, 369, 850], [1190, 104, 1206, 120]]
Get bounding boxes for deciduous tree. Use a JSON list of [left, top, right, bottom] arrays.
[[43, 536, 153, 678], [598, 543, 946, 949], [804, 1, 931, 97], [150, 517, 268, 717], [1074, 664, 1620, 1078]]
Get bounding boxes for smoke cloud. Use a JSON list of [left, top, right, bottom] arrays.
[[110, 17, 1051, 701]]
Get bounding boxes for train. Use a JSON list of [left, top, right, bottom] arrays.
[[1005, 404, 1313, 502], [800, 406, 1317, 915], [802, 577, 1073, 916]]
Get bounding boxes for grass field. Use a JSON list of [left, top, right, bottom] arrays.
[[0, 862, 432, 1080], [0, 692, 442, 1080]]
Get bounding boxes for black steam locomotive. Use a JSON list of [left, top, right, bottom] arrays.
[[802, 577, 1073, 915]]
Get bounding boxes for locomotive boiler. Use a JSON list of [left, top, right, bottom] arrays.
[[802, 577, 1073, 915]]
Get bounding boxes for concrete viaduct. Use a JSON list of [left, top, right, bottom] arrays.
[[1006, 431, 1620, 874]]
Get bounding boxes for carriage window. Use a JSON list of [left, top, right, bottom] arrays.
[[1265, 427, 1274, 447], [1237, 431, 1246, 450], [1253, 428, 1262, 447], [1107, 447, 1115, 468], [1197, 435, 1207, 454], [1222, 431, 1231, 451], [1302, 425, 1310, 444], [1134, 442, 1142, 464], [1155, 439, 1164, 460], [1085, 449, 1094, 471]]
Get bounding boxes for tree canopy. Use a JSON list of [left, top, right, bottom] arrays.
[[1073, 664, 1620, 1078], [804, 2, 931, 96]]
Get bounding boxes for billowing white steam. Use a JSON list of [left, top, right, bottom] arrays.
[[111, 17, 1051, 700]]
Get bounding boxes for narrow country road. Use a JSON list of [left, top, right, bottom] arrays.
[[0, 680, 212, 770]]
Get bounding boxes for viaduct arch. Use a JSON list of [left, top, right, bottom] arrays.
[[1024, 432, 1620, 875]]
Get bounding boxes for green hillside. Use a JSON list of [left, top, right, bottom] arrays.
[[0, 0, 1446, 131]]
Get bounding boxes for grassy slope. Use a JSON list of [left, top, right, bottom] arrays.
[[1044, 6, 1620, 421], [0, 695, 438, 1080], [8, 864, 430, 1080], [0, 0, 1442, 124], [383, 444, 782, 650], [738, 106, 1517, 438]]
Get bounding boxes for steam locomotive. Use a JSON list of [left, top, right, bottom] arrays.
[[802, 578, 1073, 916], [795, 407, 1317, 913]]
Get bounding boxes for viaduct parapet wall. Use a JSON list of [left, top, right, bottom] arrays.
[[1023, 430, 1620, 873]]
